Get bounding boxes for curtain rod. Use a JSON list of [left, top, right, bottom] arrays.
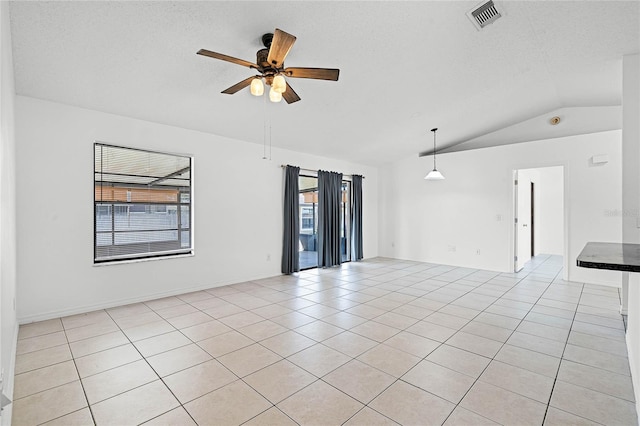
[[279, 164, 365, 179]]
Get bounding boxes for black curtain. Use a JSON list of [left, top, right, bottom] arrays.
[[281, 165, 300, 274], [317, 170, 343, 267], [351, 174, 363, 261]]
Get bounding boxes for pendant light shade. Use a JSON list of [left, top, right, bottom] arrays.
[[424, 127, 445, 180], [250, 78, 264, 96], [272, 74, 287, 94], [269, 86, 282, 102], [425, 169, 445, 180]]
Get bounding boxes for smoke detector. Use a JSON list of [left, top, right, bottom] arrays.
[[467, 0, 503, 30]]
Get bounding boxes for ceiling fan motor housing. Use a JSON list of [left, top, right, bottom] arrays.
[[261, 33, 274, 48], [256, 48, 272, 70]]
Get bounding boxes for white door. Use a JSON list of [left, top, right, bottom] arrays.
[[515, 171, 532, 271]]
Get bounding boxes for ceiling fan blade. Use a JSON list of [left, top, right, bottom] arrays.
[[197, 49, 260, 70], [221, 76, 256, 94], [282, 83, 301, 104], [267, 29, 297, 68], [284, 67, 340, 81]]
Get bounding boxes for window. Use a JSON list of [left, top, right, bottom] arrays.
[[94, 143, 192, 263]]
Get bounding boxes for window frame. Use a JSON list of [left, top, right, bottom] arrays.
[[93, 142, 194, 264]]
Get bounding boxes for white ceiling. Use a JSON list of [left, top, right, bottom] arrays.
[[9, 1, 640, 166]]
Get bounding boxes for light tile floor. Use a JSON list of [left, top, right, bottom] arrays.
[[12, 255, 638, 425]]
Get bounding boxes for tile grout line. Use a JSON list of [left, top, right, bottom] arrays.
[[107, 295, 304, 424], [263, 258, 611, 424], [101, 307, 202, 425], [136, 282, 361, 424], [438, 255, 561, 424], [208, 262, 478, 424], [63, 321, 98, 426], [317, 259, 537, 424], [540, 277, 586, 425], [142, 316, 281, 424], [245, 258, 543, 424]]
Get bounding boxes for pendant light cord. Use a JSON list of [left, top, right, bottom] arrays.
[[433, 133, 436, 170], [269, 124, 272, 161], [262, 92, 274, 161], [431, 128, 438, 170]]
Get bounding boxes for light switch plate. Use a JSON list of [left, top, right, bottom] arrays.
[[592, 154, 609, 164]]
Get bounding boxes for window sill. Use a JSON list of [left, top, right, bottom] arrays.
[[93, 251, 194, 266]]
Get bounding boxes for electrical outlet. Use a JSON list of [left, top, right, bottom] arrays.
[[496, 214, 503, 222], [476, 249, 481, 255], [266, 254, 271, 261]]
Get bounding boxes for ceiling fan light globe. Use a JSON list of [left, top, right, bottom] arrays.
[[269, 87, 283, 102], [250, 78, 264, 96], [272, 74, 287, 93], [425, 169, 445, 180]]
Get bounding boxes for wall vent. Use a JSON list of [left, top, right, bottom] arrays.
[[467, 0, 502, 30]]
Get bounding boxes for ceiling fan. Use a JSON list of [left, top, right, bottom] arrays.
[[197, 28, 339, 104]]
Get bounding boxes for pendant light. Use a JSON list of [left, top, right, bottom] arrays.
[[425, 127, 445, 180]]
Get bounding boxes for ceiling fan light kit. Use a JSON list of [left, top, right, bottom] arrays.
[[197, 28, 340, 104]]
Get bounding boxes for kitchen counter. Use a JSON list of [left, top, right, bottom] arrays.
[[577, 242, 640, 273], [577, 242, 640, 315]]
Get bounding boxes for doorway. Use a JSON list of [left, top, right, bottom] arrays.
[[514, 166, 564, 272]]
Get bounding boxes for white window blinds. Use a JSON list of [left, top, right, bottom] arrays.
[[94, 143, 192, 263]]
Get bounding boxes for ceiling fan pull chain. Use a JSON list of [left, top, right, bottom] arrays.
[[263, 93, 267, 160]]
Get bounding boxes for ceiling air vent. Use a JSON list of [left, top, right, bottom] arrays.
[[467, 0, 502, 30]]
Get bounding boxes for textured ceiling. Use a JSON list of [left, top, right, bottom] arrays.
[[9, 1, 640, 165]]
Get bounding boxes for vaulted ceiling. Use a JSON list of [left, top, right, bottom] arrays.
[[9, 1, 639, 165]]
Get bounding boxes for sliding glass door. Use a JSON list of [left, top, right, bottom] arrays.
[[299, 176, 319, 269], [299, 175, 351, 270]]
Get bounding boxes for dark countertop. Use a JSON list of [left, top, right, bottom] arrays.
[[577, 242, 640, 273]]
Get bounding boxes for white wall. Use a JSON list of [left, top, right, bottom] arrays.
[[378, 130, 622, 286], [621, 53, 640, 419], [535, 166, 564, 255], [0, 1, 18, 424], [15, 96, 379, 322]]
